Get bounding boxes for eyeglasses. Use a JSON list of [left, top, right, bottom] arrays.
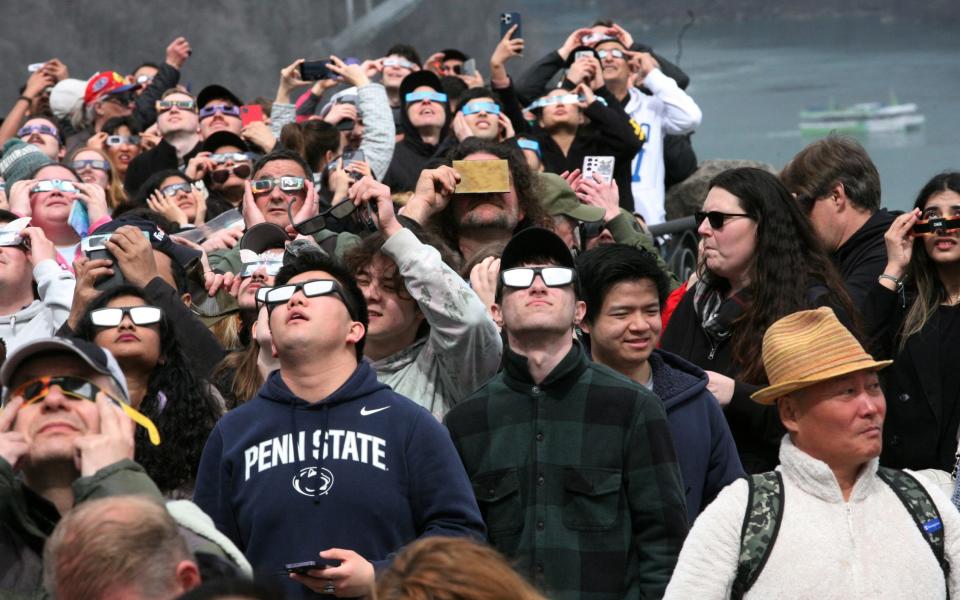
[[913, 216, 960, 236], [290, 199, 377, 236], [250, 176, 305, 195], [199, 104, 241, 120], [263, 279, 355, 318], [517, 138, 542, 157], [694, 210, 753, 229], [404, 91, 448, 104], [526, 94, 583, 111], [12, 375, 161, 446], [597, 49, 626, 60], [103, 92, 135, 106], [159, 182, 193, 197], [240, 260, 283, 278], [72, 159, 111, 173], [461, 102, 501, 116], [211, 164, 252, 184], [136, 74, 154, 85], [156, 99, 197, 113], [0, 230, 26, 249], [501, 266, 575, 288], [210, 152, 253, 164], [32, 179, 78, 194], [89, 305, 162, 327], [255, 286, 272, 309], [106, 135, 140, 147], [17, 124, 58, 138]]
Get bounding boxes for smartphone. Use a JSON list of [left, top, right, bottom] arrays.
[[300, 59, 335, 81], [582, 156, 615, 184], [341, 149, 366, 181], [574, 50, 596, 62], [240, 104, 264, 127], [499, 12, 522, 40], [284, 559, 342, 575], [462, 58, 477, 77]]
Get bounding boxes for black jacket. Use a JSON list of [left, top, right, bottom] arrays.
[[382, 98, 451, 193], [124, 138, 202, 198], [133, 62, 182, 129], [864, 283, 960, 471], [833, 209, 897, 312]]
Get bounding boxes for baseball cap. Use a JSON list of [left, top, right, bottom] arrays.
[[49, 78, 87, 120], [319, 87, 360, 131], [500, 227, 575, 272], [84, 71, 139, 106], [0, 336, 161, 445], [538, 173, 605, 224], [201, 131, 250, 154], [197, 84, 243, 109], [399, 71, 444, 107], [90, 215, 201, 269], [440, 48, 470, 62], [239, 223, 289, 254]]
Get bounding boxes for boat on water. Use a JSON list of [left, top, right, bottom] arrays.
[[799, 101, 925, 135]]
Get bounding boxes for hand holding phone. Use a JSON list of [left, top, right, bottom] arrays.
[[499, 12, 522, 40], [285, 559, 342, 575], [240, 104, 264, 127], [300, 59, 335, 81]]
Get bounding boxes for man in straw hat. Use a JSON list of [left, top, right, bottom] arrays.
[[664, 307, 960, 599]]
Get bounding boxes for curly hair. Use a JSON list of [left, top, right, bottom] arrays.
[[74, 285, 222, 496], [703, 167, 854, 382], [898, 172, 960, 352], [433, 138, 550, 252]]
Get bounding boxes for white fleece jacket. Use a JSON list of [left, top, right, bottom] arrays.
[[0, 259, 75, 354], [664, 436, 960, 599]]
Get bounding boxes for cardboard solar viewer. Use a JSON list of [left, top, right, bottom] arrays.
[[453, 159, 510, 194]]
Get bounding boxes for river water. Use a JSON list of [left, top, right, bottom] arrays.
[[544, 13, 960, 212]]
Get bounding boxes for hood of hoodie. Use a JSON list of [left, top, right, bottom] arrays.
[[649, 349, 710, 410], [398, 95, 451, 156], [0, 299, 44, 327]]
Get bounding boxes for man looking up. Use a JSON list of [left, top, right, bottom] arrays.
[[0, 336, 163, 597], [124, 89, 202, 196], [344, 176, 502, 418], [779, 134, 894, 310], [193, 253, 485, 599], [576, 243, 743, 520], [445, 227, 688, 600], [400, 138, 548, 263], [382, 71, 450, 193]]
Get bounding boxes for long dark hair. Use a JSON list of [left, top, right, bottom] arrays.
[[899, 172, 960, 351], [74, 285, 222, 495], [703, 167, 854, 382]]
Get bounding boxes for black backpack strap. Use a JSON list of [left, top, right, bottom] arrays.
[[732, 471, 784, 600], [877, 467, 950, 596]]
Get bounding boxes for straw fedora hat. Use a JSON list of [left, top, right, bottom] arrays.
[[751, 307, 892, 405]]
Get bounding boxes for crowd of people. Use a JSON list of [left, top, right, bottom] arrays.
[[1, 15, 959, 600]]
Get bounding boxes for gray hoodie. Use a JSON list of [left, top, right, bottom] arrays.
[[372, 228, 502, 419], [0, 259, 75, 354]]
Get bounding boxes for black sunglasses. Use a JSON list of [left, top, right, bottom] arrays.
[[694, 210, 753, 229]]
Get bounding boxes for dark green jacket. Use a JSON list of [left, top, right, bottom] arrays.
[[0, 458, 163, 599], [445, 342, 688, 600]]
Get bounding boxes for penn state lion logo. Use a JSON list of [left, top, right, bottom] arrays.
[[292, 466, 335, 497]]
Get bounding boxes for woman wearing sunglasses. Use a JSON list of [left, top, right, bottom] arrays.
[[74, 285, 224, 497], [863, 172, 960, 473], [96, 116, 144, 198], [133, 169, 206, 230], [660, 167, 853, 473]]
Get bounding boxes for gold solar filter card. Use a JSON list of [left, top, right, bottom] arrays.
[[453, 159, 510, 194]]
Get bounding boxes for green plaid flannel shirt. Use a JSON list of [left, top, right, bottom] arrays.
[[445, 342, 689, 600]]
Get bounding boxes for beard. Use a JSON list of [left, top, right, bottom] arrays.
[[457, 194, 520, 231]]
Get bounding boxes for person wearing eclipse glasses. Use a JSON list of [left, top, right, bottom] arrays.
[[382, 71, 452, 193], [861, 172, 960, 474], [0, 335, 164, 597], [444, 227, 688, 600], [193, 251, 484, 599]]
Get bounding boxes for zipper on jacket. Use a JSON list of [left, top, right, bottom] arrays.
[[708, 341, 718, 360]]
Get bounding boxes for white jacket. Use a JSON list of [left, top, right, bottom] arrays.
[[624, 69, 702, 225], [0, 259, 75, 354], [664, 436, 960, 599]]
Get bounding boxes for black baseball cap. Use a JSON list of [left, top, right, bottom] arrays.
[[399, 71, 444, 107], [201, 131, 250, 154], [440, 48, 470, 62], [239, 223, 289, 254], [500, 227, 575, 272], [197, 84, 243, 109]]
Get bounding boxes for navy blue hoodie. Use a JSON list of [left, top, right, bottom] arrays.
[[193, 361, 485, 598], [650, 349, 745, 520]]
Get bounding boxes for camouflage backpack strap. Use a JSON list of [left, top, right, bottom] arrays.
[[731, 471, 784, 600], [877, 467, 950, 596]]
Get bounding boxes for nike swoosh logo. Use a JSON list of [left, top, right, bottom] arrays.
[[360, 406, 390, 416]]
